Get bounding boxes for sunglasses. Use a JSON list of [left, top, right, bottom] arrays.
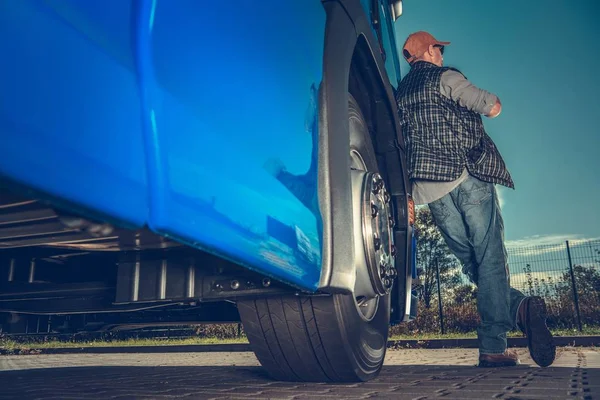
[[434, 45, 445, 55]]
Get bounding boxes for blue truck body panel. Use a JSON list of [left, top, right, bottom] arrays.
[[0, 0, 149, 227], [0, 0, 326, 290], [0, 0, 406, 293]]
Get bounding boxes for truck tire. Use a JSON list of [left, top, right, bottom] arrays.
[[238, 94, 394, 382]]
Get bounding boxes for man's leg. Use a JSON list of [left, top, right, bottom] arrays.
[[429, 176, 524, 356], [429, 175, 555, 366], [428, 191, 478, 284], [456, 176, 525, 355], [491, 190, 528, 332], [484, 182, 555, 367]]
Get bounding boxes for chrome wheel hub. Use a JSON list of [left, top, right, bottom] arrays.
[[352, 169, 396, 307], [363, 173, 396, 295]]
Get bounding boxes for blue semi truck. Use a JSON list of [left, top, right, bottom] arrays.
[[0, 0, 416, 382]]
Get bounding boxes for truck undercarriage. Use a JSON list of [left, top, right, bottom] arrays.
[[0, 188, 300, 334]]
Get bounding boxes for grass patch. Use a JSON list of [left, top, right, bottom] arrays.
[[0, 336, 249, 353], [546, 327, 600, 337], [390, 332, 477, 340], [2, 326, 598, 353]]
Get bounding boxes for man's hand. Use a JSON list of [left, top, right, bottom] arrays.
[[486, 97, 502, 118]]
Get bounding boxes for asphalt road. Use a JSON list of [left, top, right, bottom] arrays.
[[0, 347, 597, 399]]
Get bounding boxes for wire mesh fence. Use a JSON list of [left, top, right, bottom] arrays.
[[410, 240, 600, 336], [506, 240, 598, 330]]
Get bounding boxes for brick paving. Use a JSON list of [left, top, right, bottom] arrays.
[[0, 347, 597, 399]]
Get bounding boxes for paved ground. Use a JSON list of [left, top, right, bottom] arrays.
[[0, 347, 597, 399]]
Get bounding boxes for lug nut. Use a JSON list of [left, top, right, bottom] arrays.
[[381, 262, 391, 276], [230, 280, 240, 290], [389, 216, 395, 228], [372, 176, 383, 194], [262, 278, 271, 287], [371, 203, 379, 218], [384, 192, 390, 203], [374, 236, 381, 250], [391, 245, 397, 257]]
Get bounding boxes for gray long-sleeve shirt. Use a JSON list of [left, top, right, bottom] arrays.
[[411, 69, 499, 205], [440, 69, 498, 116]]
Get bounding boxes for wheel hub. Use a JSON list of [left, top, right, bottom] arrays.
[[352, 170, 396, 299]]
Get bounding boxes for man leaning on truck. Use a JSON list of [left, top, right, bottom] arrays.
[[395, 31, 556, 368]]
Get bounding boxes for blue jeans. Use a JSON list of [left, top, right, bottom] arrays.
[[428, 174, 526, 354]]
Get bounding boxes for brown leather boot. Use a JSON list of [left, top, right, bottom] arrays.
[[517, 296, 556, 367], [478, 349, 520, 367]]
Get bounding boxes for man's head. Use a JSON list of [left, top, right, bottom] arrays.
[[402, 31, 450, 67]]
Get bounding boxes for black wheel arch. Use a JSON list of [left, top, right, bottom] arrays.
[[318, 0, 413, 322]]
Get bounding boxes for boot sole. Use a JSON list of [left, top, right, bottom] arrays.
[[525, 296, 556, 367]]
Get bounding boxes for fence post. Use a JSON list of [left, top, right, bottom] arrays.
[[566, 240, 583, 332], [436, 259, 445, 335]]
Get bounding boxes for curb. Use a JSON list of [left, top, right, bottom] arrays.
[[2, 336, 598, 355]]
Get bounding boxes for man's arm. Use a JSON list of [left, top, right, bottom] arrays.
[[440, 69, 501, 118]]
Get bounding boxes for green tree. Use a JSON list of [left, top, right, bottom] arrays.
[[452, 284, 478, 304], [414, 206, 461, 308], [560, 264, 600, 302]]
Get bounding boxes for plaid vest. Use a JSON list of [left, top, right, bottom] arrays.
[[395, 62, 514, 189]]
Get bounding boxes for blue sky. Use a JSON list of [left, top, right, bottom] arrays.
[[393, 0, 600, 246]]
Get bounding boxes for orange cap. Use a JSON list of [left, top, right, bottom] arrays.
[[402, 31, 450, 63]]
